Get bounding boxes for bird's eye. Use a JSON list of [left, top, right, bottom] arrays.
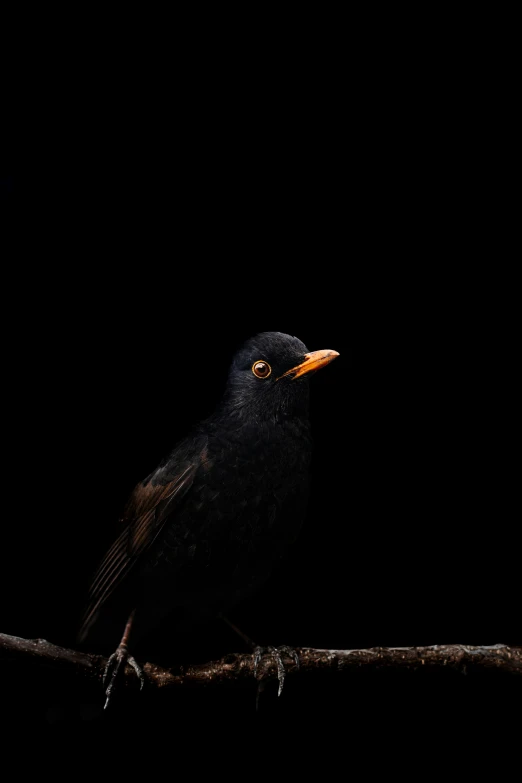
[[252, 361, 272, 379]]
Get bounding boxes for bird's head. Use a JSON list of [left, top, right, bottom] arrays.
[[222, 331, 339, 420]]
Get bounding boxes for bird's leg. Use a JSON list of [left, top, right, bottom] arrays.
[[103, 610, 145, 709], [220, 613, 257, 650], [220, 614, 299, 700]]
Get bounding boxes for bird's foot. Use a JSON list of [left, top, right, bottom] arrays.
[[253, 645, 300, 699], [103, 645, 145, 710]]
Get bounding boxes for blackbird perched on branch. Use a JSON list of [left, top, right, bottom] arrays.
[[78, 331, 339, 707]]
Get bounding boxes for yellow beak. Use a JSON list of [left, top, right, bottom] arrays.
[[277, 349, 340, 380]]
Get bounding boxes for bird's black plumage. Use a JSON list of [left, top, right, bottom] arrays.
[[78, 332, 339, 699]]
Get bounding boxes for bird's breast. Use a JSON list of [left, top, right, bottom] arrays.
[[155, 420, 312, 592]]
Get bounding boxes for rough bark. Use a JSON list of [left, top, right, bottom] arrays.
[[1, 633, 520, 694]]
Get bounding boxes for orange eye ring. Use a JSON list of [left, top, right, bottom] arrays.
[[252, 361, 272, 379]]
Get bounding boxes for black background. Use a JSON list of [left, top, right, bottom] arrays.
[[1, 47, 519, 768]]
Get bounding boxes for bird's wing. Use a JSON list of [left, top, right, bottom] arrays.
[[78, 436, 207, 642]]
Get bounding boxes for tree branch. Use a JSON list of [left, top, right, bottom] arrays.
[[1, 632, 520, 695]]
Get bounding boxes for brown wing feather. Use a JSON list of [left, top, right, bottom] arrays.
[[78, 460, 198, 642]]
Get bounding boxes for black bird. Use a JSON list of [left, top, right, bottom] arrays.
[[78, 331, 339, 707]]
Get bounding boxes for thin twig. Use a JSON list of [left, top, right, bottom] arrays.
[[1, 633, 520, 695]]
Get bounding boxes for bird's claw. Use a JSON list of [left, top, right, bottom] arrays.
[[253, 645, 300, 698], [103, 646, 145, 709]]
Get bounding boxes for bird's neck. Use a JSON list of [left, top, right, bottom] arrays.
[[205, 405, 311, 450], [218, 383, 310, 423]]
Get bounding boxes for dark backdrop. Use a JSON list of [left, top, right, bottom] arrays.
[[1, 91, 518, 763]]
